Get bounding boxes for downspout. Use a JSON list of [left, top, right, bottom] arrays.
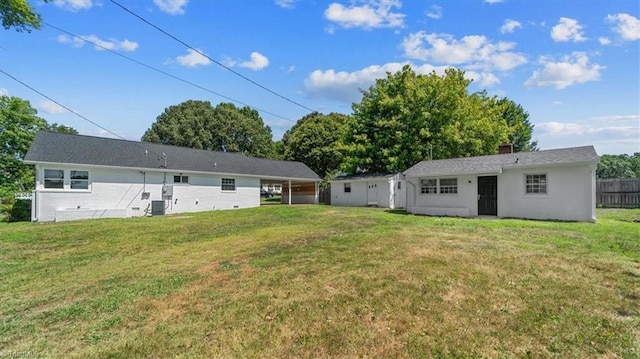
[[288, 180, 292, 205], [33, 164, 40, 222]]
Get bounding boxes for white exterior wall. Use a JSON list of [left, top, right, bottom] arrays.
[[33, 165, 260, 222], [330, 175, 405, 209], [406, 174, 478, 217], [498, 163, 597, 222], [406, 163, 597, 222]]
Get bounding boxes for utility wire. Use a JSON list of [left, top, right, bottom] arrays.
[[43, 21, 296, 123], [109, 0, 317, 113], [0, 68, 131, 142]]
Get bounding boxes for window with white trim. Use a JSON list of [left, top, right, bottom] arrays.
[[221, 178, 236, 191], [420, 179, 437, 194], [344, 183, 351, 193], [174, 175, 189, 184], [44, 169, 64, 189], [526, 174, 547, 194], [70, 170, 89, 189], [439, 178, 458, 194]]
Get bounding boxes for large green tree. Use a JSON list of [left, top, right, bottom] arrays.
[[1, 0, 50, 32], [496, 97, 538, 152], [281, 112, 353, 179], [141, 100, 274, 158], [597, 154, 640, 179], [342, 65, 516, 174]]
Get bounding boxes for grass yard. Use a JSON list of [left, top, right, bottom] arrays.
[[1, 206, 639, 358]]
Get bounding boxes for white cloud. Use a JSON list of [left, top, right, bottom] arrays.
[[401, 32, 527, 71], [589, 114, 640, 122], [552, 101, 562, 105], [0, 88, 8, 96], [484, 0, 504, 3], [537, 121, 638, 137], [275, 0, 296, 9], [607, 13, 640, 41], [176, 49, 211, 67], [426, 5, 442, 20], [501, 19, 522, 34], [598, 37, 611, 45], [324, 0, 405, 30], [57, 34, 139, 52], [239, 52, 270, 71], [53, 0, 92, 11], [524, 52, 604, 89], [304, 62, 498, 103], [550, 17, 586, 42], [38, 100, 66, 114], [154, 0, 188, 15]]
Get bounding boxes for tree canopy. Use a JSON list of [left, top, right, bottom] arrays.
[[496, 97, 538, 152], [597, 153, 640, 179], [342, 65, 530, 174], [0, 0, 50, 32], [281, 112, 353, 179], [141, 100, 274, 158]]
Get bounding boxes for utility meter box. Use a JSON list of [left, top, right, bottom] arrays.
[[162, 184, 173, 199]]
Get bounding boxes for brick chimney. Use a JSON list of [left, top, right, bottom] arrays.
[[498, 143, 513, 154]]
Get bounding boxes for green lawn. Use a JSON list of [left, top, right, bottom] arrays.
[[1, 206, 638, 358]]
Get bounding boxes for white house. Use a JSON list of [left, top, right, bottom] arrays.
[[330, 173, 406, 209], [23, 132, 321, 222], [403, 146, 599, 222]]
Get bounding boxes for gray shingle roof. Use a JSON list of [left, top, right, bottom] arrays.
[[24, 132, 320, 181], [331, 172, 397, 182], [403, 146, 598, 177]]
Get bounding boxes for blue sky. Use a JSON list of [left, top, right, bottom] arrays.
[[1, 0, 638, 155]]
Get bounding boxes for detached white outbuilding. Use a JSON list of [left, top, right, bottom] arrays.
[[403, 146, 599, 222], [330, 173, 406, 209], [23, 132, 321, 222]]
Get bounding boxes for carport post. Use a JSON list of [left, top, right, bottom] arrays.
[[288, 179, 292, 205]]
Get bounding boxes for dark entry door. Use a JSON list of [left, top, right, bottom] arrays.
[[478, 176, 497, 215]]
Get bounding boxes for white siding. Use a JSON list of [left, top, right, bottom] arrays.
[[330, 175, 405, 209], [498, 164, 596, 222], [331, 181, 369, 207], [406, 174, 477, 217], [34, 165, 261, 222]]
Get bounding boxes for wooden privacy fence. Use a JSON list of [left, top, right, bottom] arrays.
[[596, 178, 640, 208], [319, 187, 331, 204]]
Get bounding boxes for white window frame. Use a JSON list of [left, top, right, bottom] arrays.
[[439, 178, 458, 194], [525, 173, 547, 195], [221, 178, 236, 192], [344, 183, 351, 193], [43, 169, 91, 191], [420, 179, 437, 194], [44, 169, 64, 189]]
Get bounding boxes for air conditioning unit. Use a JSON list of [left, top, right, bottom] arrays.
[[151, 201, 165, 216]]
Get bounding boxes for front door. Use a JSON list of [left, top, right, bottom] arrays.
[[367, 182, 378, 205], [478, 176, 497, 215]]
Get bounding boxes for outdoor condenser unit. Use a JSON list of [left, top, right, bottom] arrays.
[[151, 201, 165, 216]]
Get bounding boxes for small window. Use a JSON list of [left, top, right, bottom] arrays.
[[398, 181, 402, 190], [420, 179, 437, 194], [44, 169, 64, 189], [70, 170, 89, 189], [344, 183, 351, 193], [439, 178, 458, 194], [222, 178, 236, 191], [174, 175, 189, 183], [526, 174, 547, 194]]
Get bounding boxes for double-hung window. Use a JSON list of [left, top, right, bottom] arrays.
[[70, 170, 89, 189], [420, 179, 437, 194], [525, 174, 547, 194], [439, 178, 458, 194], [44, 169, 64, 189], [174, 175, 189, 184], [221, 178, 236, 191], [344, 183, 351, 193]]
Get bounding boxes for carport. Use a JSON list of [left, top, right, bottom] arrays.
[[260, 177, 320, 205]]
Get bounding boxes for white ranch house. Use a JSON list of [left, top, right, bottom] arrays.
[[403, 146, 599, 222], [24, 132, 320, 222]]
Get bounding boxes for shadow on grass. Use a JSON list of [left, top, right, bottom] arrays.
[[385, 209, 409, 215]]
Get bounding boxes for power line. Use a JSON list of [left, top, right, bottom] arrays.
[[0, 68, 131, 142], [43, 21, 296, 124], [109, 0, 317, 113]]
